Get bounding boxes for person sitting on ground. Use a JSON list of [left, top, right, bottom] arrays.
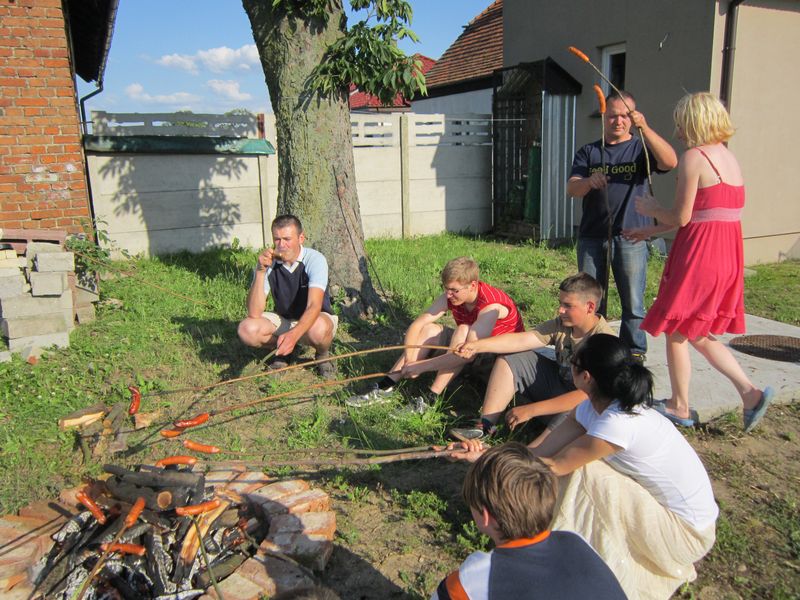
[[238, 214, 338, 379], [451, 272, 614, 440], [451, 334, 718, 600], [431, 441, 626, 600], [346, 256, 523, 414]]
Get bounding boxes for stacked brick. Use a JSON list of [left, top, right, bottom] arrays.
[[0, 243, 75, 361], [0, 0, 92, 234]]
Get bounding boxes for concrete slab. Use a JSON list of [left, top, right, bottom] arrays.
[[609, 314, 800, 422]]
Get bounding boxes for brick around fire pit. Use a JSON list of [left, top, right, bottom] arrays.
[[2, 467, 337, 599]]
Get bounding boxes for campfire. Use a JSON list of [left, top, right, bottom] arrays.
[[26, 461, 335, 599]]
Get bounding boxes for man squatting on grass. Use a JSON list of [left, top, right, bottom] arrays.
[[567, 91, 678, 363], [431, 442, 626, 599], [347, 257, 523, 414], [451, 273, 615, 441], [238, 214, 338, 379]]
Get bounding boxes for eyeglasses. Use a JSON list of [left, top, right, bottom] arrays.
[[443, 284, 470, 295]]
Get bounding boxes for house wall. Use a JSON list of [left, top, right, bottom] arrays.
[[88, 112, 492, 256], [0, 0, 91, 234], [503, 0, 799, 265], [724, 0, 800, 262], [411, 88, 493, 115]]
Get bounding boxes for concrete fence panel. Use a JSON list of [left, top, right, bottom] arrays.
[[87, 111, 492, 256]]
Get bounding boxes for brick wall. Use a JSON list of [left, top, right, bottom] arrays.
[[0, 0, 91, 234]]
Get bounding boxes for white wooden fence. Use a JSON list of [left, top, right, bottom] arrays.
[[87, 111, 492, 256]]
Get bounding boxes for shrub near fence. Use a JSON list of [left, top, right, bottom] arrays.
[[87, 111, 492, 257]]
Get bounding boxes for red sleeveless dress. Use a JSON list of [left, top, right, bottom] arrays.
[[641, 149, 746, 339]]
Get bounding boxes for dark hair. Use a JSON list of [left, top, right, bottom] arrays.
[[559, 272, 602, 304], [571, 334, 653, 412], [606, 90, 636, 106], [463, 442, 557, 541], [272, 214, 303, 233]]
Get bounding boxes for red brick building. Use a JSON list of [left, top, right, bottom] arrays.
[[0, 0, 116, 235]]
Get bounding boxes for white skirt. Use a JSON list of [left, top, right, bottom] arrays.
[[551, 460, 716, 600]]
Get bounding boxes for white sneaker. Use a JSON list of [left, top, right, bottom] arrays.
[[389, 395, 431, 419], [345, 384, 396, 408]]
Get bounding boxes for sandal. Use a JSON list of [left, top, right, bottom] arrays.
[[743, 386, 774, 433], [652, 401, 695, 428]]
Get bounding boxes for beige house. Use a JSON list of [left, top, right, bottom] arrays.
[[503, 0, 800, 264]]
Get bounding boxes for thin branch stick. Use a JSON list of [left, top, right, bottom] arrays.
[[192, 516, 224, 600], [212, 445, 433, 457]]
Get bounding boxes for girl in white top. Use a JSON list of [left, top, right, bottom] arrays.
[[453, 333, 718, 599]]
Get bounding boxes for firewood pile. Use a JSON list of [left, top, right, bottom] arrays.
[[28, 462, 334, 600]]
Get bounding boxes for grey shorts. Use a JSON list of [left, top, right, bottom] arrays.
[[262, 311, 339, 337], [503, 349, 576, 426]]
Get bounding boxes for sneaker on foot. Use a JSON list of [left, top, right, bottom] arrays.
[[450, 420, 496, 441], [390, 394, 433, 419], [267, 355, 292, 371], [315, 353, 337, 380], [345, 383, 397, 408]]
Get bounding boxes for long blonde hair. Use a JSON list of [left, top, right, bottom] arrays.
[[673, 92, 735, 147]]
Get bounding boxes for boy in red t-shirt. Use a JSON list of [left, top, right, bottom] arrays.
[[346, 257, 523, 415]]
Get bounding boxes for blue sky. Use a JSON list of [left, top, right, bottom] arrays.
[[77, 0, 493, 115]]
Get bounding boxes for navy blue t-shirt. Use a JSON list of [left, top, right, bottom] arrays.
[[570, 136, 666, 238]]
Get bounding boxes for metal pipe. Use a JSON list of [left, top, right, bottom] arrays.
[[720, 0, 745, 110]]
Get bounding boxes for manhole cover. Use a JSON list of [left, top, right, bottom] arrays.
[[729, 334, 800, 363]]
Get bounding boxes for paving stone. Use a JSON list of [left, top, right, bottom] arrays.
[[0, 515, 57, 578], [20, 346, 43, 363], [204, 570, 264, 600], [17, 500, 77, 523], [29, 271, 67, 296], [8, 331, 69, 351], [238, 553, 315, 595], [0, 257, 26, 269], [25, 241, 62, 257], [0, 351, 10, 363], [0, 268, 23, 278], [268, 511, 336, 540], [226, 471, 273, 495], [34, 252, 74, 272], [0, 293, 71, 318], [75, 304, 96, 324], [0, 275, 25, 299], [75, 287, 100, 305], [2, 313, 68, 338], [260, 534, 334, 571]]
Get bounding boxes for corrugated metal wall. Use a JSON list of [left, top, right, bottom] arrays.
[[540, 93, 577, 240]]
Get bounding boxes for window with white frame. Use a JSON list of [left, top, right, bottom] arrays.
[[601, 43, 626, 95]]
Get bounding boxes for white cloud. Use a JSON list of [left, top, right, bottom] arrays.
[[156, 53, 198, 74], [207, 79, 252, 102], [157, 45, 259, 74], [125, 83, 200, 106]]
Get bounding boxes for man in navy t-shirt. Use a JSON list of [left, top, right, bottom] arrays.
[[238, 215, 337, 378], [567, 91, 677, 361]]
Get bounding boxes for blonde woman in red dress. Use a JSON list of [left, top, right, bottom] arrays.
[[626, 92, 773, 431]]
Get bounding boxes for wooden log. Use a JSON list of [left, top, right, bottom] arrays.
[[102, 402, 127, 429], [179, 497, 229, 566], [103, 464, 202, 489], [104, 476, 194, 511], [58, 402, 107, 430]]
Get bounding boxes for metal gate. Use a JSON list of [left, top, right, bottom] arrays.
[[492, 59, 581, 241]]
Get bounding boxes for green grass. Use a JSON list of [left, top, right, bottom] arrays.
[[0, 236, 798, 600]]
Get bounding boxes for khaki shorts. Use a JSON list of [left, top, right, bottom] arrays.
[[262, 311, 339, 338]]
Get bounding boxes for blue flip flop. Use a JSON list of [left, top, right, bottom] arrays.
[[652, 400, 695, 428], [743, 386, 774, 433]]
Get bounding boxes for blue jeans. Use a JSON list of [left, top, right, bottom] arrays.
[[577, 236, 648, 354]]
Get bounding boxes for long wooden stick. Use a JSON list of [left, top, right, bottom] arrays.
[[210, 370, 398, 416], [204, 448, 468, 469], [132, 344, 451, 400], [214, 445, 433, 457], [568, 46, 654, 194]]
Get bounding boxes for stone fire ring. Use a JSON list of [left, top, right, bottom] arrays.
[[1, 462, 336, 600]]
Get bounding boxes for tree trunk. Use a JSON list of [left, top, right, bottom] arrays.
[[243, 0, 382, 316]]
